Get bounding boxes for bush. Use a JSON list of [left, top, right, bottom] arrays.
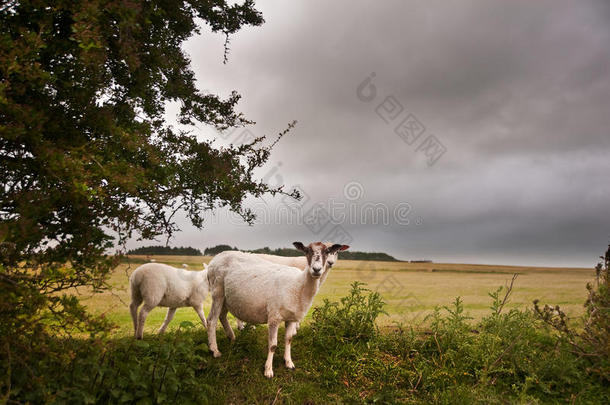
[[376, 278, 609, 403], [310, 281, 386, 347], [535, 244, 610, 382], [2, 322, 217, 405]]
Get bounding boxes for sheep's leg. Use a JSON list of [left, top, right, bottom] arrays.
[[194, 305, 208, 329], [136, 303, 155, 340], [219, 304, 235, 342], [158, 307, 176, 334], [207, 287, 225, 358], [264, 321, 280, 378], [129, 298, 142, 338], [284, 321, 298, 369]]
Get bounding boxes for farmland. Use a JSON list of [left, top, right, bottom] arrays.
[[81, 255, 594, 335]]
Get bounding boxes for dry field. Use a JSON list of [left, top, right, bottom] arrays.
[[80, 255, 596, 335]]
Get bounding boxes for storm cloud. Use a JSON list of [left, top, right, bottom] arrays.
[[138, 0, 610, 267]]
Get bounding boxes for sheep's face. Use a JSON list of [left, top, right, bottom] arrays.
[[293, 242, 346, 278], [324, 243, 349, 268]]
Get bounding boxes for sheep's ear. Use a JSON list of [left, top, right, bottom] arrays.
[[293, 242, 307, 252], [340, 245, 349, 251], [328, 244, 344, 254]]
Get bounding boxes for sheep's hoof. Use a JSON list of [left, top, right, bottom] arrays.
[[264, 368, 274, 378], [211, 350, 222, 358], [285, 360, 295, 370]]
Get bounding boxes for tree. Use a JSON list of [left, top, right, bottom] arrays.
[[0, 0, 297, 340], [204, 244, 237, 256], [126, 246, 203, 256]]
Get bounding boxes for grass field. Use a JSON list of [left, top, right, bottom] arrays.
[[13, 255, 608, 404], [80, 255, 595, 336]]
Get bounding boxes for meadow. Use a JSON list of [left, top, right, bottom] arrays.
[[82, 255, 595, 335], [10, 255, 608, 404]]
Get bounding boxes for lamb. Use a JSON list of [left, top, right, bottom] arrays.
[[234, 243, 349, 330], [206, 242, 347, 378], [129, 262, 209, 339]]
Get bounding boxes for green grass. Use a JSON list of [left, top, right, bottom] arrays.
[[9, 281, 609, 404]]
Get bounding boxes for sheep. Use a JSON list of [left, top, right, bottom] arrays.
[[255, 242, 348, 283], [206, 241, 347, 378], [129, 262, 209, 339], [234, 243, 349, 330]]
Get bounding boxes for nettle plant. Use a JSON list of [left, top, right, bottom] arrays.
[[310, 281, 387, 347]]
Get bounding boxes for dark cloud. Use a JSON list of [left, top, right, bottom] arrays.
[[131, 0, 610, 267]]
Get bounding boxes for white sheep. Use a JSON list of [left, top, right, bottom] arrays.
[[206, 242, 346, 378], [234, 243, 349, 330], [129, 262, 209, 339], [255, 242, 348, 283]]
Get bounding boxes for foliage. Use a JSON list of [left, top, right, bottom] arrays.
[[203, 244, 238, 256], [2, 322, 216, 404], [0, 0, 298, 342], [310, 281, 386, 347], [1, 282, 609, 403], [127, 245, 202, 256], [534, 244, 610, 382], [337, 250, 398, 261], [246, 246, 303, 256]]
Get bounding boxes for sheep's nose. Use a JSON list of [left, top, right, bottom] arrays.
[[312, 265, 322, 273]]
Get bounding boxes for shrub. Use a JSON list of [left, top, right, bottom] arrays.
[[534, 244, 610, 382], [376, 277, 609, 403], [310, 281, 386, 347], [2, 322, 216, 404]]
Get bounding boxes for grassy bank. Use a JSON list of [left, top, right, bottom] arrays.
[[7, 282, 609, 404], [7, 256, 604, 403]]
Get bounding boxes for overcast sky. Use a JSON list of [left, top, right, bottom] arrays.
[[131, 0, 610, 267]]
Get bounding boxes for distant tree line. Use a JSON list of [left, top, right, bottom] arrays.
[[203, 245, 238, 256], [201, 245, 400, 261], [337, 251, 398, 261], [247, 247, 302, 257], [127, 246, 203, 256], [128, 244, 402, 261]]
